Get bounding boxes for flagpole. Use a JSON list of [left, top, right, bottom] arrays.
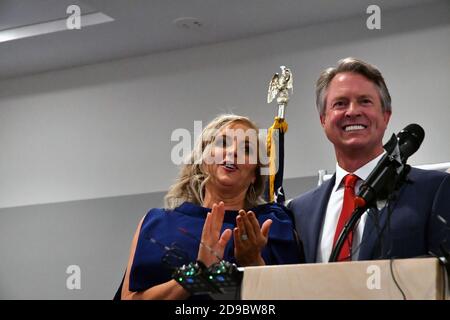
[[266, 66, 293, 203]]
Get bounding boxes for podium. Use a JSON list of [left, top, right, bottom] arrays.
[[241, 258, 448, 300]]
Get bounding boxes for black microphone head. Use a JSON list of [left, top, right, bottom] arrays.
[[397, 123, 425, 160]]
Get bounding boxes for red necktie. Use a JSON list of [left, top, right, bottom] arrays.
[[333, 174, 359, 262]]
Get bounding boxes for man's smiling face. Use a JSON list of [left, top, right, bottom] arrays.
[[320, 72, 391, 157]]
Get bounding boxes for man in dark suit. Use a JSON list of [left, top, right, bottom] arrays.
[[288, 57, 450, 263]]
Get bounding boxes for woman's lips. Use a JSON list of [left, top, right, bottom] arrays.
[[221, 163, 238, 172]]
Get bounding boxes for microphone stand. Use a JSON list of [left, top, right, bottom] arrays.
[[329, 206, 368, 262], [329, 164, 411, 263]]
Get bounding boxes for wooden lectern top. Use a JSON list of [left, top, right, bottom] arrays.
[[241, 258, 448, 300]]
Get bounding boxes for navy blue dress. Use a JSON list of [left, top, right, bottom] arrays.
[[128, 202, 302, 292]]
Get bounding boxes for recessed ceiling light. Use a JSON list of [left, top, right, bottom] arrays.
[[0, 12, 114, 43], [173, 17, 203, 30]]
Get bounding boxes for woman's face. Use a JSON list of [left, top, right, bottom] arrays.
[[204, 121, 258, 194]]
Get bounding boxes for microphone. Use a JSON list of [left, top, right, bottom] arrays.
[[355, 124, 425, 208], [397, 123, 425, 162], [144, 234, 190, 268], [178, 227, 222, 262], [329, 124, 425, 262]]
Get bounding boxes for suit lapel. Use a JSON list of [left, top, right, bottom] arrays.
[[358, 176, 412, 260], [359, 207, 384, 260], [308, 175, 335, 262]]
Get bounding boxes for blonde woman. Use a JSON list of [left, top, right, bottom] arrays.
[[118, 114, 302, 300]]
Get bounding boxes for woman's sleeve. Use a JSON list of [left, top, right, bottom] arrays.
[[261, 204, 305, 264]]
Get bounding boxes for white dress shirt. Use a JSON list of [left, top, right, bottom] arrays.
[[316, 152, 385, 263]]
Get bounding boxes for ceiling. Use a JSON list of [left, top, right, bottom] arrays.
[[0, 0, 443, 80]]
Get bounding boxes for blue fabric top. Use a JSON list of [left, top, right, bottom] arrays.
[[129, 201, 302, 292]]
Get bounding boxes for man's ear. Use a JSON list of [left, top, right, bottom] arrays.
[[320, 114, 326, 128], [383, 110, 392, 126]]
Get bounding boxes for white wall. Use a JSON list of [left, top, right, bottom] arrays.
[[1, 2, 449, 209]]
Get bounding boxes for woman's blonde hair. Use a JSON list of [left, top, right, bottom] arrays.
[[164, 114, 267, 209]]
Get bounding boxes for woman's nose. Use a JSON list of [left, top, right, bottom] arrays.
[[224, 141, 237, 157]]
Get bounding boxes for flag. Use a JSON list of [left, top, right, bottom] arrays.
[[264, 116, 288, 204]]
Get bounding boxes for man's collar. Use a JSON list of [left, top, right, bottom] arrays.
[[333, 152, 386, 192]]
